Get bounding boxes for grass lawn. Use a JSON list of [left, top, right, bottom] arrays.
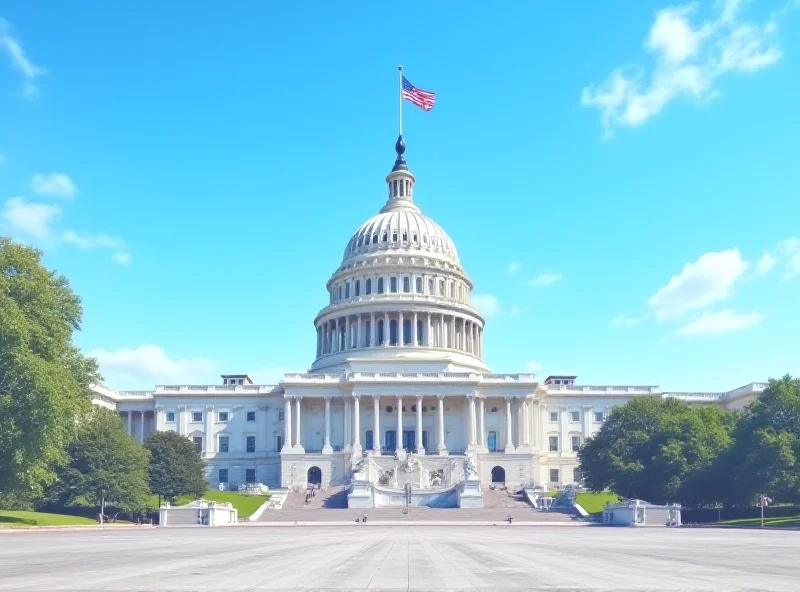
[[719, 515, 800, 528], [150, 490, 270, 517], [0, 510, 98, 528], [575, 492, 619, 514]]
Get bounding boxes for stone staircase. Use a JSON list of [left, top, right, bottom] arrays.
[[254, 506, 577, 523], [278, 485, 349, 511], [481, 486, 534, 509]]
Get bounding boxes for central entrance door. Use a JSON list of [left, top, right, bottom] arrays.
[[307, 466, 322, 485], [402, 430, 415, 452], [385, 430, 397, 452]]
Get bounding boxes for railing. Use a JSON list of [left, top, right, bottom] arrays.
[[548, 385, 660, 394]]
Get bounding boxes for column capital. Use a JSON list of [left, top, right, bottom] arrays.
[[352, 393, 361, 400], [372, 394, 381, 400], [205, 405, 214, 411], [177, 405, 187, 411], [155, 405, 164, 411], [415, 394, 423, 401], [396, 394, 403, 401], [437, 394, 445, 401]]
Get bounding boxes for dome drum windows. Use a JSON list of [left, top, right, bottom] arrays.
[[377, 278, 384, 294], [390, 277, 397, 293], [345, 283, 350, 299], [403, 277, 410, 293], [354, 280, 360, 297], [366, 278, 372, 295]]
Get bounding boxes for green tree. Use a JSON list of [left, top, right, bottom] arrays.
[[52, 408, 151, 512], [0, 238, 100, 504], [578, 397, 736, 506], [143, 430, 207, 504], [721, 375, 800, 505]]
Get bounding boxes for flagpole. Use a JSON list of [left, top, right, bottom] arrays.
[[398, 65, 403, 136]]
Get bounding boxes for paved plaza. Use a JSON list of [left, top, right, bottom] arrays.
[[0, 525, 797, 591]]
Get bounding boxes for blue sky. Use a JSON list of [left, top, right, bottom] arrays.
[[1, 1, 798, 391]]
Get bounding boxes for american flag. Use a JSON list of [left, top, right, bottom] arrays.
[[402, 76, 436, 111]]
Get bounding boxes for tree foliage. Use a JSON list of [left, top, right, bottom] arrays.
[[720, 375, 800, 505], [48, 408, 151, 511], [579, 397, 736, 505], [143, 430, 207, 503], [0, 238, 100, 503]]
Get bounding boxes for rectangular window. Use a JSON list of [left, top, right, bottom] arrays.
[[245, 468, 256, 483], [192, 412, 203, 422], [365, 321, 371, 347], [403, 277, 410, 292], [218, 411, 229, 422], [193, 436, 203, 452], [570, 411, 580, 423], [278, 411, 284, 421], [166, 412, 175, 422], [550, 469, 560, 483], [238, 379, 243, 385], [377, 278, 384, 294], [218, 468, 228, 484], [549, 411, 558, 422], [219, 436, 229, 452], [246, 436, 256, 453], [573, 468, 583, 483], [246, 411, 256, 422], [594, 411, 605, 423], [390, 277, 397, 293], [276, 435, 283, 451], [571, 436, 581, 452], [345, 282, 350, 298], [415, 277, 422, 293], [549, 436, 558, 452]]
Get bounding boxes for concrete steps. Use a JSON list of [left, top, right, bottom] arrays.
[[257, 506, 577, 523], [482, 486, 533, 509]]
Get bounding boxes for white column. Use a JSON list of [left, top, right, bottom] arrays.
[[416, 395, 424, 454], [352, 395, 362, 453], [560, 406, 569, 452], [479, 398, 486, 449], [426, 312, 432, 346], [373, 396, 381, 454], [437, 395, 447, 455], [370, 313, 376, 347], [155, 406, 164, 431], [294, 398, 305, 452], [204, 407, 213, 454], [178, 405, 187, 436], [357, 314, 362, 348], [468, 396, 477, 447], [396, 395, 403, 452], [343, 398, 351, 452], [504, 398, 515, 453], [283, 398, 292, 451], [345, 316, 350, 350], [383, 312, 389, 346], [322, 397, 332, 454], [398, 311, 404, 346], [412, 311, 418, 346]]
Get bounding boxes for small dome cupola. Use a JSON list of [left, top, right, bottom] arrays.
[[382, 135, 419, 214]]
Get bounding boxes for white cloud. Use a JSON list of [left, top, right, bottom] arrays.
[[250, 367, 288, 385], [112, 252, 133, 266], [648, 249, 747, 321], [2, 197, 60, 239], [609, 314, 646, 328], [0, 19, 46, 99], [581, 1, 787, 137], [528, 271, 563, 287], [526, 360, 543, 374], [32, 173, 78, 198], [472, 293, 501, 318], [784, 253, 800, 280], [62, 229, 125, 250], [507, 261, 521, 274], [756, 252, 776, 275], [675, 309, 763, 336], [89, 345, 213, 385], [777, 237, 799, 256]]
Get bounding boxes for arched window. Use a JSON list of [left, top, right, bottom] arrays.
[[389, 319, 398, 345], [338, 286, 342, 300], [415, 277, 422, 293], [345, 283, 350, 299], [377, 278, 384, 294], [366, 278, 372, 295], [403, 277, 410, 293], [423, 235, 428, 245], [393, 180, 398, 196], [439, 279, 445, 295], [392, 230, 398, 242], [354, 280, 360, 297], [372, 234, 378, 244], [402, 231, 408, 242], [377, 320, 385, 345], [428, 278, 434, 294], [412, 233, 417, 244], [382, 232, 388, 243], [390, 277, 397, 293]]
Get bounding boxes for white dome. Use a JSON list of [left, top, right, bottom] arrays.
[[342, 209, 460, 266]]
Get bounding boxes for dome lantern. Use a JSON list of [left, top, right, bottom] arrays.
[[383, 134, 418, 214]]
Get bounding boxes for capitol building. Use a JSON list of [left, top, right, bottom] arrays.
[[93, 137, 765, 506]]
